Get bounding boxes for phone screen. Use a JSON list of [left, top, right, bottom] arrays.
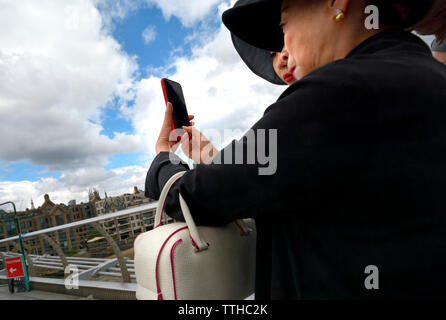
[[162, 79, 190, 130]]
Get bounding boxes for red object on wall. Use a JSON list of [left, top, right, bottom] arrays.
[[5, 256, 25, 278]]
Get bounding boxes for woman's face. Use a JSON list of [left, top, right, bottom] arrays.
[[280, 0, 375, 80], [280, 0, 330, 80], [270, 47, 297, 84]]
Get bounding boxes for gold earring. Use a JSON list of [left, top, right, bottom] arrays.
[[335, 9, 345, 22]]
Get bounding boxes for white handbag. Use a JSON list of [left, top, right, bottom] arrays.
[[134, 171, 256, 300]]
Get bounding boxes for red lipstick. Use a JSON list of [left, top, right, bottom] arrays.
[[283, 66, 296, 83], [283, 72, 295, 83]]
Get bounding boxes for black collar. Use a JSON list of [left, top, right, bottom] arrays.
[[345, 28, 432, 59], [278, 29, 432, 101]]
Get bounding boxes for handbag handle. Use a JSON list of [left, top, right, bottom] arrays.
[[154, 171, 251, 252], [154, 171, 186, 229], [154, 171, 208, 251]]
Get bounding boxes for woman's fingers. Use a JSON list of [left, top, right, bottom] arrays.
[[188, 115, 194, 126], [182, 125, 192, 132], [178, 125, 217, 163], [179, 126, 199, 162], [180, 132, 193, 159]]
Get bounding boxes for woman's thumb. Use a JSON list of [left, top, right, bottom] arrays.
[[162, 103, 173, 128], [166, 102, 173, 116]]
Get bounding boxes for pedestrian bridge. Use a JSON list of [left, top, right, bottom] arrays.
[[0, 203, 153, 300], [0, 252, 136, 299], [0, 202, 255, 300]]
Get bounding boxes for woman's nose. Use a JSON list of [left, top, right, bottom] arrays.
[[279, 50, 289, 65]]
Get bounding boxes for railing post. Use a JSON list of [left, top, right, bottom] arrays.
[[0, 201, 31, 291], [91, 222, 131, 283], [39, 234, 68, 271]]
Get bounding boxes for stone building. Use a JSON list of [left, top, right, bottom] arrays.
[[0, 194, 96, 255], [0, 187, 163, 256], [0, 209, 14, 246], [95, 187, 161, 241]]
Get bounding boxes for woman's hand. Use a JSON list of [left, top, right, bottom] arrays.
[[155, 102, 195, 154], [179, 125, 219, 164]]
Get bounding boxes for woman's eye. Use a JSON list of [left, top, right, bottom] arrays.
[[270, 52, 277, 57], [279, 22, 286, 29]]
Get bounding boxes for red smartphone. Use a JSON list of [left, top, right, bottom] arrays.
[[161, 78, 191, 142]]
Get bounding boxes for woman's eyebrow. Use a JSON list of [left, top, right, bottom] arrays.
[[281, 6, 288, 13]]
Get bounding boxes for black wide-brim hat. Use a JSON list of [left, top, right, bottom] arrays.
[[223, 0, 284, 53], [224, 0, 446, 52], [231, 30, 286, 85]]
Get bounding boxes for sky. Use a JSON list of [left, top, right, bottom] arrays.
[[0, 0, 437, 210]]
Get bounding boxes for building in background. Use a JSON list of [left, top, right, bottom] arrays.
[[0, 186, 162, 256], [95, 187, 160, 242], [0, 210, 12, 245], [0, 194, 97, 255]]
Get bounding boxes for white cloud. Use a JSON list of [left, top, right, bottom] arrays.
[[0, 165, 148, 210], [142, 25, 157, 45], [0, 0, 141, 171], [144, 0, 226, 27], [94, 0, 144, 30], [0, 0, 145, 208]]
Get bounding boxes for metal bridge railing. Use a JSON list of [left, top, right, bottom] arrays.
[[0, 201, 174, 298]]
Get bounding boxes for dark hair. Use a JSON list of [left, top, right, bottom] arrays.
[[368, 0, 433, 28]]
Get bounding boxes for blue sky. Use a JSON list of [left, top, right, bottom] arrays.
[[0, 161, 62, 182], [112, 7, 189, 74]]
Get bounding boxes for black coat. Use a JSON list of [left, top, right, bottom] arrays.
[[145, 29, 446, 299]]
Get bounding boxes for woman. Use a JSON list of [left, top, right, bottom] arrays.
[[230, 0, 297, 86], [432, 39, 446, 65], [231, 33, 296, 85], [146, 0, 446, 299]]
